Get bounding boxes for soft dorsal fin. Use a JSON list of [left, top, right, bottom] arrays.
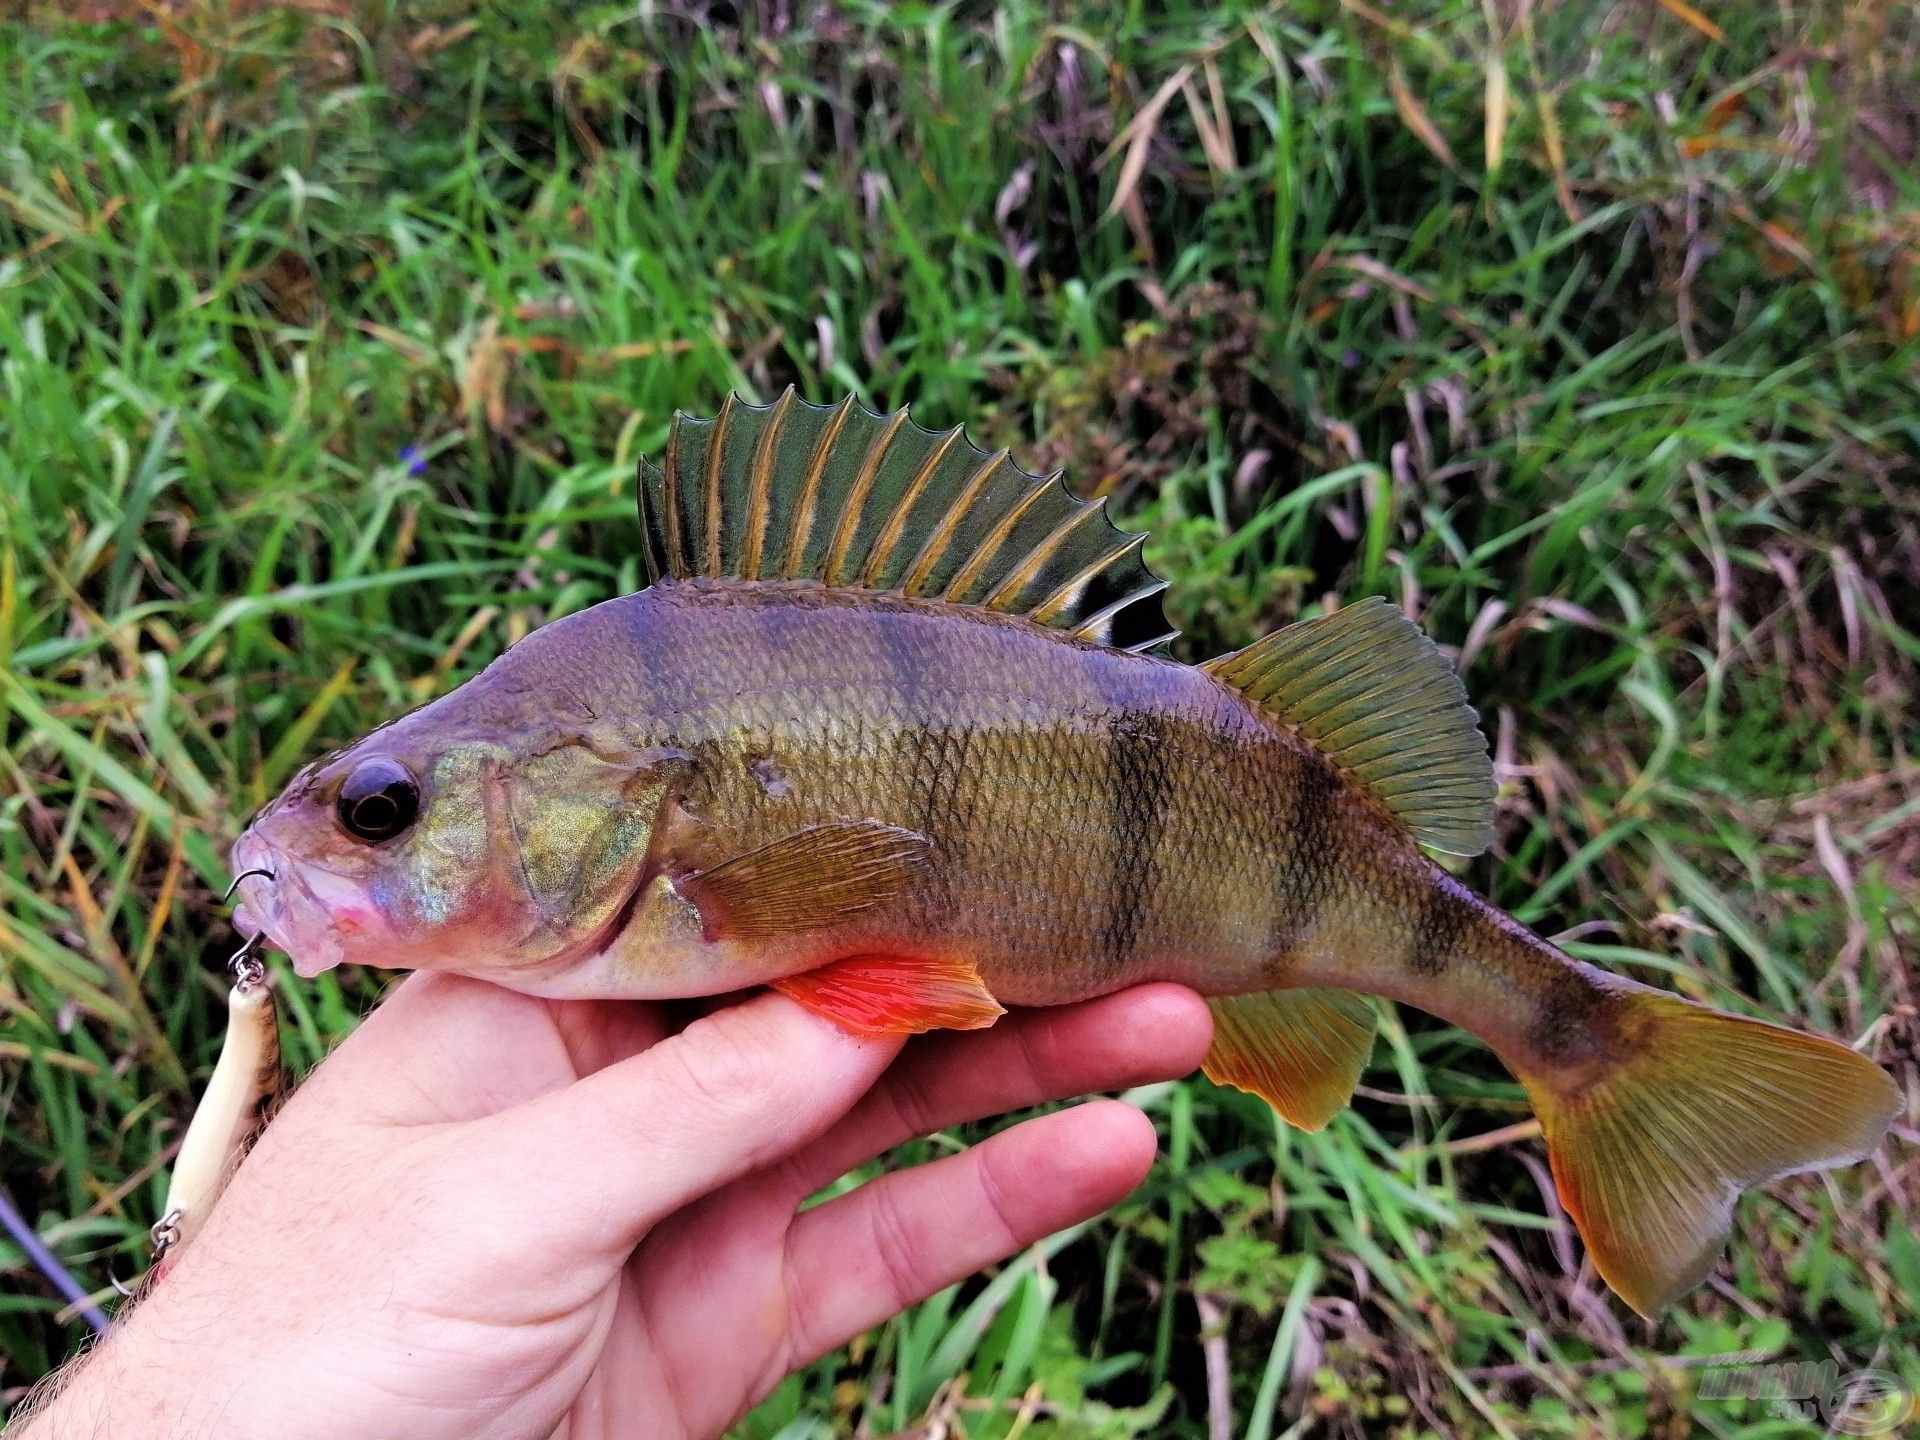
[[636, 390, 1176, 651], [1204, 598, 1495, 856]]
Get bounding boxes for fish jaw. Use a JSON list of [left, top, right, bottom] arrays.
[[228, 829, 399, 978]]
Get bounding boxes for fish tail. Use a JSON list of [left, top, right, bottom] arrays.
[[1192, 594, 1896, 1312], [1513, 974, 1899, 1317], [1242, 867, 1901, 1314]]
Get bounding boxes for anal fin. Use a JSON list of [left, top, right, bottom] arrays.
[[772, 954, 1005, 1036], [1201, 988, 1377, 1130]]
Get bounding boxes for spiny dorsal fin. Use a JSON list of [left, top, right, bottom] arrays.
[[1204, 598, 1494, 856], [637, 389, 1176, 652]]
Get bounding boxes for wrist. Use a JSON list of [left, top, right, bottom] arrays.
[[16, 1302, 258, 1440], [13, 1326, 149, 1439]]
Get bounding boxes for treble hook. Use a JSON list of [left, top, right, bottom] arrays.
[[222, 867, 275, 903]]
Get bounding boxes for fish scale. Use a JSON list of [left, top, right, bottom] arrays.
[[619, 583, 1283, 1001]]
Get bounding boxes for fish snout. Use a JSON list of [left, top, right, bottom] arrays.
[[225, 814, 404, 977], [226, 831, 282, 943]]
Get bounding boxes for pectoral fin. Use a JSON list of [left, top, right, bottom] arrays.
[[772, 953, 1006, 1035], [677, 820, 932, 942]]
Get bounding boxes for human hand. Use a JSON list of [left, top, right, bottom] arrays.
[[23, 972, 1212, 1440]]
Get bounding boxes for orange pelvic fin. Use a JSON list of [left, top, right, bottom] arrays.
[[772, 953, 1006, 1036], [1520, 986, 1900, 1317], [1201, 987, 1378, 1130]]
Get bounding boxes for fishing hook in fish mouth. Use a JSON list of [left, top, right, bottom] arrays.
[[222, 867, 276, 902], [221, 871, 275, 990]]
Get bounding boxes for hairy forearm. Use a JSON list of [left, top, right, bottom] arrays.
[[13, 1325, 160, 1439], [12, 1304, 255, 1440]]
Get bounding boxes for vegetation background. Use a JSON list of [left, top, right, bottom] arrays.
[[2, 1, 1915, 1434]]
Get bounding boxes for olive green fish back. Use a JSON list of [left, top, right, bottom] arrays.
[[637, 390, 1177, 652]]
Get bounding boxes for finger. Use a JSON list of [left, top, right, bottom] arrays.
[[788, 984, 1210, 1193], [477, 990, 905, 1251], [354, 972, 674, 1077], [623, 985, 1207, 1288], [780, 1100, 1159, 1368], [288, 972, 674, 1127], [544, 994, 680, 1077]]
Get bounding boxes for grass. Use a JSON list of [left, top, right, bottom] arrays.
[[2, 0, 1916, 1434]]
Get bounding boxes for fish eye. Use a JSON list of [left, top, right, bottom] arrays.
[[335, 758, 420, 843]]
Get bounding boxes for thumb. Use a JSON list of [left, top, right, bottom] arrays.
[[475, 991, 904, 1252]]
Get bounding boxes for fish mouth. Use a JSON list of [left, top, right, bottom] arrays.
[[228, 836, 283, 944], [227, 834, 352, 978]]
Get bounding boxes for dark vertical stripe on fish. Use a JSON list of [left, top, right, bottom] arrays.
[[901, 722, 969, 928], [879, 613, 958, 929], [1526, 941, 1611, 1064], [1407, 873, 1472, 975], [1272, 753, 1342, 946], [1097, 708, 1171, 975], [872, 597, 923, 694]]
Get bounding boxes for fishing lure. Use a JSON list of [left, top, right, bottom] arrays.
[[150, 916, 281, 1282]]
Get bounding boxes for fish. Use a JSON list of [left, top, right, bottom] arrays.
[[231, 390, 1900, 1317]]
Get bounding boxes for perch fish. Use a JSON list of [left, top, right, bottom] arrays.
[[231, 392, 1899, 1316]]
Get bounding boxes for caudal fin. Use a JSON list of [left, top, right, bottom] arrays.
[[1519, 989, 1900, 1317]]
